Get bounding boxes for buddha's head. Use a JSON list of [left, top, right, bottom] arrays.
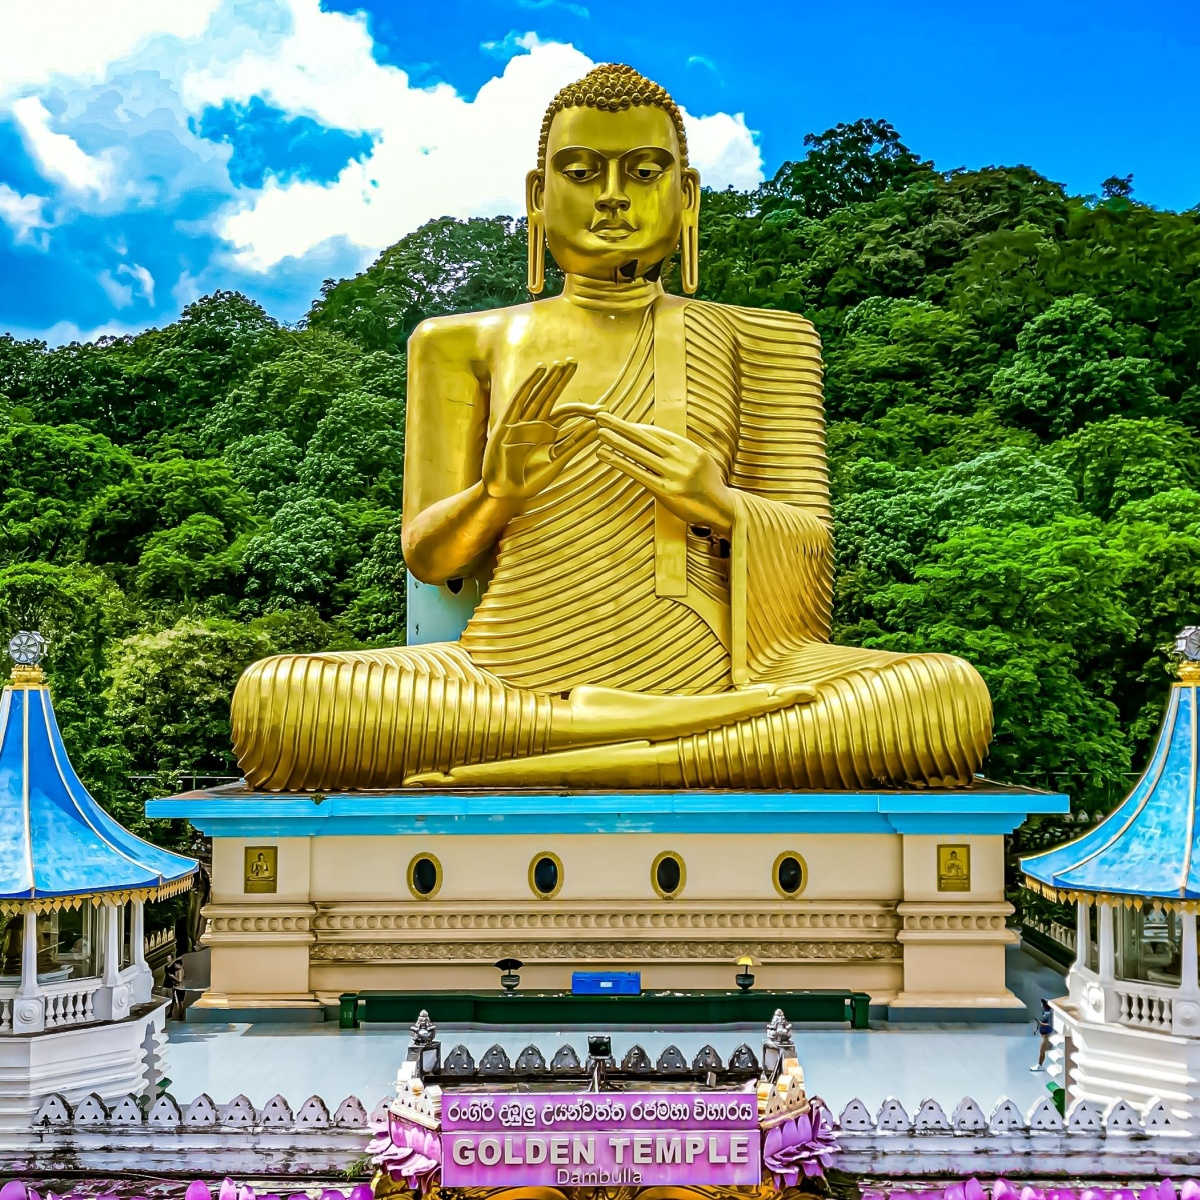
[[527, 63, 701, 293]]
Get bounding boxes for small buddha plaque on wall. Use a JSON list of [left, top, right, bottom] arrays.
[[937, 843, 970, 892], [244, 845, 278, 894]]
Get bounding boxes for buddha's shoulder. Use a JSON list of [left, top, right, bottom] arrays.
[[408, 300, 540, 353], [681, 297, 821, 349]]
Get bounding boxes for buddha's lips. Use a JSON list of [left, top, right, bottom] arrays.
[[590, 221, 635, 239]]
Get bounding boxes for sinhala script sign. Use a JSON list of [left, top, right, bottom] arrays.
[[441, 1091, 762, 1188]]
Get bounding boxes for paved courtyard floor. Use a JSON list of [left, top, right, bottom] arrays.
[[162, 946, 1066, 1116]]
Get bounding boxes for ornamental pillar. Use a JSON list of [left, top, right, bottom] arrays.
[[12, 910, 45, 1033], [1066, 899, 1090, 1008], [16, 910, 38, 997], [132, 900, 146, 969], [130, 899, 152, 1004], [102, 904, 120, 986], [1173, 910, 1200, 1036], [1098, 902, 1115, 982]]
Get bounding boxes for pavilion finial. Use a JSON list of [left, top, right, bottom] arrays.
[[7, 630, 46, 687], [1173, 626, 1200, 684]]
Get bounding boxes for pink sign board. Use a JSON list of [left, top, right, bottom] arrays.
[[441, 1091, 762, 1188]]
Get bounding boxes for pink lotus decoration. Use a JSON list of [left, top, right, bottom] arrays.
[[0, 1185, 374, 1200], [762, 1098, 840, 1186], [861, 1181, 1200, 1200], [364, 1110, 442, 1193]]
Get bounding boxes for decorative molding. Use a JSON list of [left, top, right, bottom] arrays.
[[201, 903, 316, 944], [309, 939, 903, 963], [897, 902, 1012, 932], [310, 901, 902, 937]]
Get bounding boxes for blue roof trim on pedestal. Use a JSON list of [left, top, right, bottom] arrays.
[[0, 682, 197, 901], [1022, 683, 1200, 903], [150, 780, 1069, 838]]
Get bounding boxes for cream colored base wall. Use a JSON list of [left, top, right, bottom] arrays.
[[199, 831, 1017, 1012]]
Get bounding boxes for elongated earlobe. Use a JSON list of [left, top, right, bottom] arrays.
[[680, 167, 701, 295], [526, 169, 546, 295]]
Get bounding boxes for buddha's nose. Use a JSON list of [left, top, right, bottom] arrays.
[[597, 162, 630, 213]]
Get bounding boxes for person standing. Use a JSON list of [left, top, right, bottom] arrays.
[[1031, 998, 1054, 1070], [165, 956, 186, 1021]]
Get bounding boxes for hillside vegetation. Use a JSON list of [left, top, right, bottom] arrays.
[[2, 121, 1198, 906]]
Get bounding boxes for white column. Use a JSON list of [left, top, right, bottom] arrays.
[[1180, 912, 1199, 996], [102, 904, 120, 986], [130, 900, 152, 1004], [1099, 903, 1116, 981], [16, 911, 39, 997], [1076, 899, 1088, 967], [131, 901, 146, 969]]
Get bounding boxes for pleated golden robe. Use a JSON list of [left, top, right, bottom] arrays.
[[232, 296, 991, 791]]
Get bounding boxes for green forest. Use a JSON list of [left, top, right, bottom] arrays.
[[2, 120, 1198, 915]]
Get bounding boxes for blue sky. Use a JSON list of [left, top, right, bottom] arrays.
[[1, 0, 1196, 344]]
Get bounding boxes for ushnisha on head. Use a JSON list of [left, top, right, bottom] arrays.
[[526, 63, 701, 294]]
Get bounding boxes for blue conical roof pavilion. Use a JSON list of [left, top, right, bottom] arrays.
[[1023, 635, 1200, 909], [0, 634, 196, 912]]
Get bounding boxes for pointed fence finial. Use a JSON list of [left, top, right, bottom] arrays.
[[1173, 626, 1200, 683], [7, 630, 46, 686]]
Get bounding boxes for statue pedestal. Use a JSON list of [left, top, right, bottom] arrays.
[[150, 783, 1066, 1022]]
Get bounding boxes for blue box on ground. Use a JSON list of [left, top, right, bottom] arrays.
[[572, 971, 641, 995]]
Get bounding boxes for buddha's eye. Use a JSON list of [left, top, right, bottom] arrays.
[[561, 163, 599, 183], [629, 163, 664, 182]]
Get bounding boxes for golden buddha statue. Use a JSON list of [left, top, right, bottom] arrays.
[[232, 64, 992, 793]]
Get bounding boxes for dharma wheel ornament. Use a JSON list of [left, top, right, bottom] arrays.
[[1173, 625, 1200, 681], [7, 629, 46, 685], [7, 630, 45, 667]]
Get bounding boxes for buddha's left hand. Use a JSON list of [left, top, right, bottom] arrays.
[[595, 411, 734, 534]]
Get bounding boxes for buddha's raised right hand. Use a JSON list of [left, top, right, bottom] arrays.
[[483, 360, 596, 501]]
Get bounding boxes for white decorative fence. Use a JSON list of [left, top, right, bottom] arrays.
[[40, 977, 102, 1029], [1111, 978, 1176, 1032], [5, 1091, 1196, 1177]]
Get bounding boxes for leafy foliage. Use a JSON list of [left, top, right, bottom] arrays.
[[1, 122, 1198, 903]]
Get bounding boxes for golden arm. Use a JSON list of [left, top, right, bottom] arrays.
[[400, 318, 501, 584], [401, 319, 591, 584]]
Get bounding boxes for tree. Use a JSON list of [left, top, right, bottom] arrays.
[[242, 496, 354, 611], [82, 457, 254, 571], [1042, 416, 1200, 519], [759, 119, 934, 220], [298, 389, 405, 507], [307, 216, 546, 350], [990, 295, 1166, 437]]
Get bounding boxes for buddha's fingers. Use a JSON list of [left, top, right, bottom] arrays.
[[549, 420, 594, 463], [524, 359, 578, 422]]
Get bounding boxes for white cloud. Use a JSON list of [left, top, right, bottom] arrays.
[[0, 0, 222, 99], [0, 0, 764, 292], [199, 18, 763, 272], [118, 262, 156, 304], [683, 109, 763, 192], [11, 96, 116, 197], [96, 269, 134, 309], [9, 317, 144, 347], [0, 184, 49, 243]]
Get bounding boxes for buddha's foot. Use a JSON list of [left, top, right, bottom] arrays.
[[561, 681, 815, 746]]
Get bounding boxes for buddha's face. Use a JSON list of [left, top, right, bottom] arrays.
[[530, 103, 700, 282]]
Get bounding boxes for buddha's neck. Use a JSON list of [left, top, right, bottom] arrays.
[[562, 273, 663, 313]]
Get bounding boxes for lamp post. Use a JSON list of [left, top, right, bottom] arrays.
[[735, 955, 755, 991], [495, 957, 522, 992]]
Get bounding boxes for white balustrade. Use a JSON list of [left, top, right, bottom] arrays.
[[1113, 978, 1175, 1031], [40, 976, 102, 1029], [0, 994, 11, 1032]]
